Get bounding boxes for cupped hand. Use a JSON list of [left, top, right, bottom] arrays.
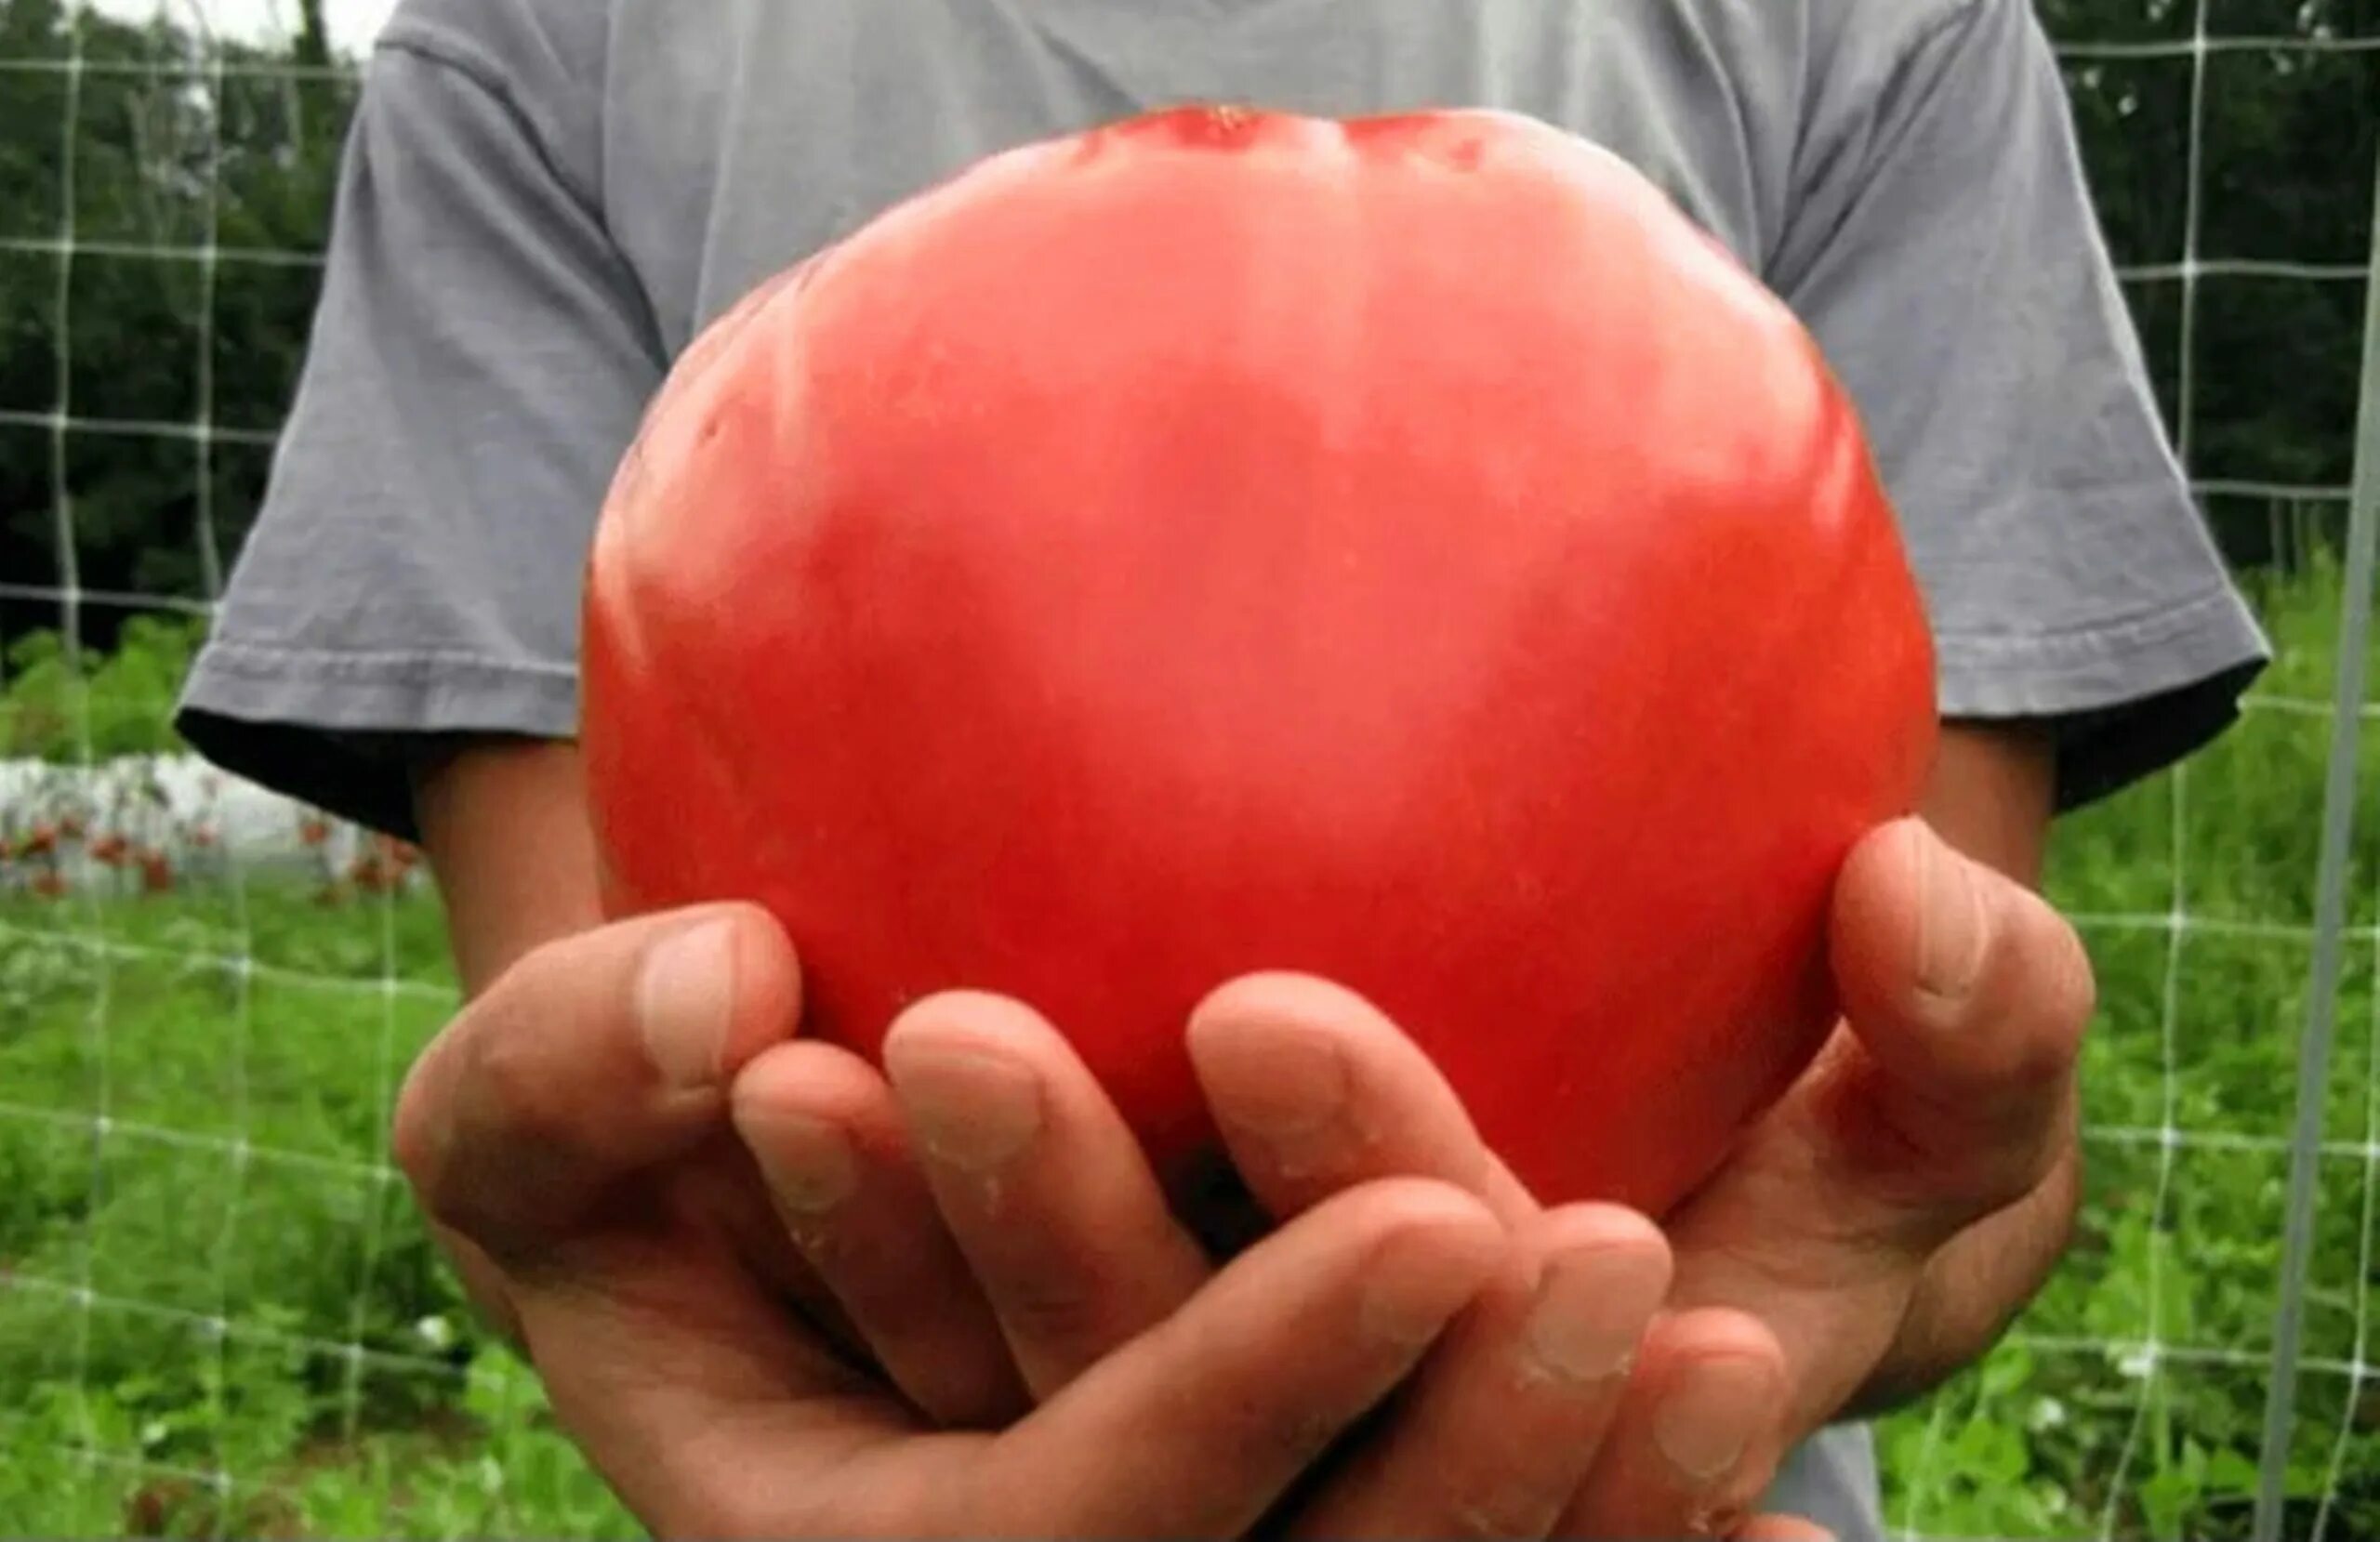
[[734, 980, 1835, 1537], [391, 901, 1824, 1537], [729, 811, 2091, 1538]]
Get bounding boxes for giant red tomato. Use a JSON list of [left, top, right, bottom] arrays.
[[579, 106, 1937, 1219]]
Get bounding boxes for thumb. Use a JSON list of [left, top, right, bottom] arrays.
[[392, 902, 803, 1258], [1825, 818, 2093, 1197]]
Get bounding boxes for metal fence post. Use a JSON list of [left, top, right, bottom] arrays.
[[2251, 138, 2380, 1542]]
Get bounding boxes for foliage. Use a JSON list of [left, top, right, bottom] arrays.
[[1, 611, 204, 759], [2, 0, 350, 642]]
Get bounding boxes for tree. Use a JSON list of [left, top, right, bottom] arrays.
[[0, 0, 353, 654]]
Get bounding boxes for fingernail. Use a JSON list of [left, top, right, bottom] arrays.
[[636, 919, 735, 1087], [745, 1113, 858, 1214], [891, 1046, 1043, 1173], [1521, 1243, 1668, 1386], [1210, 1025, 1348, 1177], [1653, 1356, 1772, 1482], [1913, 827, 1989, 998], [1362, 1215, 1491, 1348]]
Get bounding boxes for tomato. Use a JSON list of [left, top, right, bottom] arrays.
[[580, 106, 1937, 1218]]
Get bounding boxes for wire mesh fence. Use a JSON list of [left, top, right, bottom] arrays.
[[0, 0, 2374, 1536]]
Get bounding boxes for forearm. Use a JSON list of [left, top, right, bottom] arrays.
[[403, 733, 606, 1341], [407, 734, 605, 995]]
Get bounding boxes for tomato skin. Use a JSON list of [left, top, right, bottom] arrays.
[[580, 105, 1937, 1218]]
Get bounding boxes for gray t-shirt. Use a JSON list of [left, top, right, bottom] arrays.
[[176, 0, 2271, 1533]]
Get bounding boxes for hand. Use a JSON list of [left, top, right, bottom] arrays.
[[728, 810, 2087, 1539], [390, 903, 1501, 1537], [734, 976, 1834, 1539], [390, 903, 1825, 1538], [1487, 812, 2089, 1537], [1649, 814, 2096, 1456]]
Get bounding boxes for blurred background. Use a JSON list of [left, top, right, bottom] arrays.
[[1, 0, 2375, 1535]]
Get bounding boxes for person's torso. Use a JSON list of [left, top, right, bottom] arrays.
[[585, 0, 1818, 355]]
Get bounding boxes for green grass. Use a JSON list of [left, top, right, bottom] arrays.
[[0, 557, 2375, 1539], [0, 880, 642, 1539]]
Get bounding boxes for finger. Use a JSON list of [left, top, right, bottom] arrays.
[[1826, 818, 2095, 1205], [989, 1178, 1507, 1539], [390, 902, 802, 1259], [1186, 972, 1540, 1232], [732, 1038, 1031, 1428], [1730, 1517, 1838, 1542], [1555, 1307, 1792, 1541], [1286, 1203, 1671, 1540], [880, 991, 1217, 1400]]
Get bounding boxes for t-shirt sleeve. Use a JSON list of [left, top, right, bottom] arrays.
[[174, 30, 664, 840], [1768, 0, 2270, 810]]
